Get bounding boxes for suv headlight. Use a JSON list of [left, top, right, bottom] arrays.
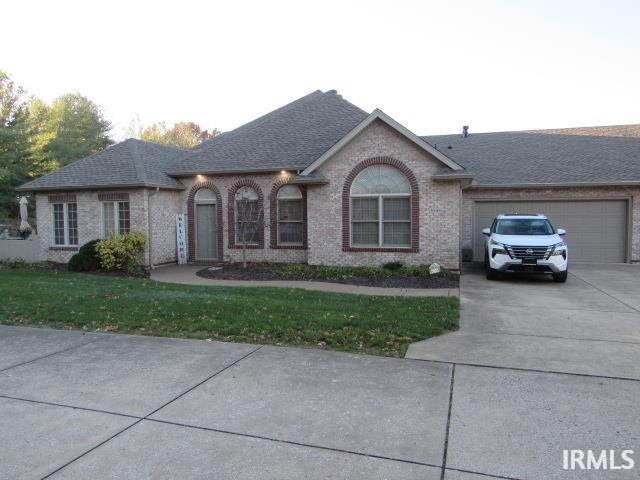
[[550, 241, 567, 258], [490, 238, 508, 257]]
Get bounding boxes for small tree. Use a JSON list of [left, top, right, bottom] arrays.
[[234, 188, 263, 269]]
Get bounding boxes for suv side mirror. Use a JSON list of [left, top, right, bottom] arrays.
[[557, 228, 566, 235], [482, 228, 491, 236]]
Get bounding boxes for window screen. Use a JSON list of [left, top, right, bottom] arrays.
[[277, 187, 304, 245]]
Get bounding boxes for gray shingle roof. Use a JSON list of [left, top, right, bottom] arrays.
[[167, 90, 368, 175], [524, 124, 640, 138], [18, 89, 640, 192], [423, 128, 640, 186], [19, 139, 186, 191]]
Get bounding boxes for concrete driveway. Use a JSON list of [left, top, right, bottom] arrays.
[[2, 263, 639, 480], [405, 263, 640, 478], [407, 263, 640, 379]]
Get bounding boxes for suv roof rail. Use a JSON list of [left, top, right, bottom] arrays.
[[499, 213, 545, 217]]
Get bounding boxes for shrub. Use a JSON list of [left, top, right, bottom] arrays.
[[273, 262, 458, 281], [68, 239, 101, 272], [276, 263, 313, 278], [18, 226, 32, 239], [402, 264, 431, 277], [0, 258, 27, 269], [96, 232, 146, 274], [382, 261, 404, 271]]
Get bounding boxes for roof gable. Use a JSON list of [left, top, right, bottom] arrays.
[[301, 109, 464, 175]]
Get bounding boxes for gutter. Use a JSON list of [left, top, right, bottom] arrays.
[[466, 180, 640, 189], [17, 183, 185, 192], [432, 173, 475, 181], [166, 167, 307, 177]]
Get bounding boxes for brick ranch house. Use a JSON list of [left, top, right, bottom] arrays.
[[18, 90, 640, 269]]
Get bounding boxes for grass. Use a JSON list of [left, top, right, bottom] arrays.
[[0, 268, 459, 357]]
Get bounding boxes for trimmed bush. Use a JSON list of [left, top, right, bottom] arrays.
[[68, 240, 101, 272], [0, 258, 27, 269], [382, 261, 404, 271], [96, 232, 146, 274]]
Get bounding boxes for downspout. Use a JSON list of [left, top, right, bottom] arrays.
[[458, 178, 473, 272], [459, 182, 463, 273], [147, 187, 160, 269]]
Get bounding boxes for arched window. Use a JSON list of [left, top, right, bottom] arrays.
[[195, 188, 217, 203], [350, 165, 411, 247], [234, 186, 260, 245], [277, 185, 303, 245]]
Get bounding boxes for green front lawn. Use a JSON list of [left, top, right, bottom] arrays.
[[0, 268, 459, 357]]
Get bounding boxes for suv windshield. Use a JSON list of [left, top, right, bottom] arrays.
[[494, 218, 555, 235]]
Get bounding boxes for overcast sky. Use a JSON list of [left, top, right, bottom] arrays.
[[4, 0, 639, 140]]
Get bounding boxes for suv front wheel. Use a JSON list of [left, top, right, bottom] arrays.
[[484, 251, 499, 280], [552, 270, 568, 283]]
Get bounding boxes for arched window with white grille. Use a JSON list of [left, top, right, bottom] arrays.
[[350, 164, 412, 247]]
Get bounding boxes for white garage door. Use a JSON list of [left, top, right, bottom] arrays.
[[473, 200, 628, 263]]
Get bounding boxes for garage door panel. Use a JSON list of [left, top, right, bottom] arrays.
[[473, 200, 627, 263]]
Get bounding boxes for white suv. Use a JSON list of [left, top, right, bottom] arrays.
[[483, 214, 568, 282]]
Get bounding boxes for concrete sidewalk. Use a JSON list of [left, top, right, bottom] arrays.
[[151, 264, 459, 297], [1, 325, 639, 479]]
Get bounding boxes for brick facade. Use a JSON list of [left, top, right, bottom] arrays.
[[179, 175, 308, 264], [148, 189, 181, 265], [461, 186, 640, 263], [227, 179, 265, 250], [36, 189, 149, 264], [269, 179, 308, 250], [307, 119, 462, 269], [341, 156, 420, 253], [186, 182, 224, 262], [33, 120, 638, 269]]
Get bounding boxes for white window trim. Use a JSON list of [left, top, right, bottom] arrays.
[[277, 194, 304, 246], [101, 201, 130, 238], [350, 193, 412, 248], [50, 202, 78, 246]]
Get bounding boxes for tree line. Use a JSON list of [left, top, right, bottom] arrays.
[[0, 70, 219, 223]]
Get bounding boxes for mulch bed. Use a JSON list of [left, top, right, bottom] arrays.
[[196, 263, 458, 289]]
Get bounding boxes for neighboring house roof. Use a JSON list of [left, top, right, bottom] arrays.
[[18, 139, 187, 191], [524, 124, 640, 138], [423, 127, 640, 187], [301, 109, 463, 175], [166, 90, 370, 175]]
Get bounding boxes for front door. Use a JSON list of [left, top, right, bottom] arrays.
[[195, 203, 217, 260]]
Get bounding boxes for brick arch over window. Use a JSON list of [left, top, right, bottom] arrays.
[[187, 182, 224, 262], [228, 179, 265, 249], [342, 157, 420, 252], [269, 179, 308, 250]]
